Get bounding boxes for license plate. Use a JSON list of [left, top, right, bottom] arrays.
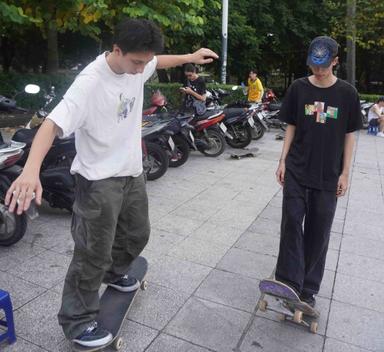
[[219, 123, 227, 133], [168, 136, 175, 150], [189, 131, 195, 142], [248, 117, 255, 127]]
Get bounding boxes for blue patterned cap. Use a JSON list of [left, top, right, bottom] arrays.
[[306, 36, 339, 68]]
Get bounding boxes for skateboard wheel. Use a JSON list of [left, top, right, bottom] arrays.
[[140, 280, 148, 291], [277, 313, 286, 321], [113, 337, 123, 350], [293, 310, 303, 323], [310, 321, 318, 334], [259, 300, 268, 312]]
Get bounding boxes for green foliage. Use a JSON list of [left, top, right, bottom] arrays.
[[0, 2, 29, 23], [359, 94, 384, 103], [0, 73, 244, 111], [1, 0, 383, 92]]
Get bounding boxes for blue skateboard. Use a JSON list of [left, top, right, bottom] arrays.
[[259, 279, 320, 333]]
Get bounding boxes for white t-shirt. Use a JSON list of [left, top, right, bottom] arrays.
[[48, 52, 157, 180], [368, 104, 383, 122]]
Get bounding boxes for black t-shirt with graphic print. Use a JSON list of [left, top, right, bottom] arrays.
[[279, 77, 362, 192]]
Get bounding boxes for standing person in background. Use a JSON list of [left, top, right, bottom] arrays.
[[271, 36, 362, 308], [5, 17, 218, 348], [247, 69, 264, 103], [367, 96, 384, 137]]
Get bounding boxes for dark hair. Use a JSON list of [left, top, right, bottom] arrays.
[[249, 69, 258, 75], [377, 96, 384, 103], [184, 63, 198, 73], [113, 18, 164, 54]]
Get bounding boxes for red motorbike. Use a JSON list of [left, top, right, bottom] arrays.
[[143, 90, 167, 115], [178, 109, 227, 157]]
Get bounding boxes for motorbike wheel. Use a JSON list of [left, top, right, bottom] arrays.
[[201, 128, 226, 157], [0, 181, 27, 246], [226, 124, 252, 149], [143, 142, 169, 181], [169, 135, 190, 168], [251, 120, 265, 140]]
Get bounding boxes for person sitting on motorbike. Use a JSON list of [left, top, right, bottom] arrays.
[[368, 96, 384, 137], [180, 63, 207, 114], [247, 69, 264, 103]]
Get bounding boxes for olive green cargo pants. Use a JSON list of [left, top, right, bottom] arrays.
[[58, 173, 150, 339]]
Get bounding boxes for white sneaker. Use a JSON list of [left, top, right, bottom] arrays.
[[377, 132, 384, 137]]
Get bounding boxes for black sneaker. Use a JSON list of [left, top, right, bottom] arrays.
[[300, 293, 316, 308], [72, 321, 112, 347], [108, 274, 140, 292]]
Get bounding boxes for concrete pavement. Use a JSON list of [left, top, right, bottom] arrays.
[[0, 130, 383, 352]]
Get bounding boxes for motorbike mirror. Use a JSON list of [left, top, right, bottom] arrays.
[[25, 84, 40, 94], [231, 85, 239, 91]]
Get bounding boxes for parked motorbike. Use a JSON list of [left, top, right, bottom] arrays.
[[144, 90, 228, 157], [360, 100, 373, 129], [0, 140, 38, 246], [143, 90, 168, 115], [222, 107, 255, 148], [143, 112, 192, 168], [4, 84, 76, 211], [185, 109, 227, 157]]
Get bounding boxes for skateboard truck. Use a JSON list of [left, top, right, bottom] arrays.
[[258, 278, 319, 334]]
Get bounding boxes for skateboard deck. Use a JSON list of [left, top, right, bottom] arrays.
[[230, 152, 255, 160], [73, 256, 148, 352], [258, 279, 320, 333]]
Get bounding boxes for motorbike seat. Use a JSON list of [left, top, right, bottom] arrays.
[[223, 108, 247, 119], [12, 128, 37, 146], [269, 103, 282, 111], [194, 110, 223, 121]]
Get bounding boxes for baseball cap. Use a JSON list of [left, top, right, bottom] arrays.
[[306, 36, 339, 68]]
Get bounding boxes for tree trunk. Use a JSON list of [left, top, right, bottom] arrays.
[[1, 37, 15, 73], [346, 0, 356, 86], [46, 19, 59, 73]]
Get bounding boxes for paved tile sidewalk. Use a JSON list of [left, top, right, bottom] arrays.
[[0, 130, 383, 352]]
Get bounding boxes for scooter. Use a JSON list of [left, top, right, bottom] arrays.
[[0, 140, 38, 246], [5, 84, 76, 211]]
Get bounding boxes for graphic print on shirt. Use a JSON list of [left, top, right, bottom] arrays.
[[305, 101, 338, 124], [117, 93, 136, 122]]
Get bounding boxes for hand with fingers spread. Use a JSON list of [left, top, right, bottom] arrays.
[[189, 48, 219, 65], [5, 171, 42, 215]]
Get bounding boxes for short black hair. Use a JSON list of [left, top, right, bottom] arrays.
[[249, 69, 258, 75], [113, 18, 164, 54], [377, 96, 384, 103], [184, 63, 197, 73]]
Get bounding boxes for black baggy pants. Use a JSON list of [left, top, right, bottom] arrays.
[[275, 170, 337, 296]]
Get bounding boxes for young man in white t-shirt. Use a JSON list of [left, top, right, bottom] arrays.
[[5, 18, 218, 348]]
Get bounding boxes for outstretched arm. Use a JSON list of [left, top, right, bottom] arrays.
[[157, 48, 218, 69]]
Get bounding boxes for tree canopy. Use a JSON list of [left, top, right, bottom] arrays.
[[0, 0, 383, 92]]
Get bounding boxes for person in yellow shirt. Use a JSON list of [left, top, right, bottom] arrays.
[[247, 69, 264, 103]]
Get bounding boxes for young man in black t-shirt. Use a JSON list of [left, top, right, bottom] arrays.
[[181, 63, 207, 113], [273, 36, 362, 307]]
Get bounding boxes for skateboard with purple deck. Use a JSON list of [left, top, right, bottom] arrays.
[[258, 279, 320, 333]]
